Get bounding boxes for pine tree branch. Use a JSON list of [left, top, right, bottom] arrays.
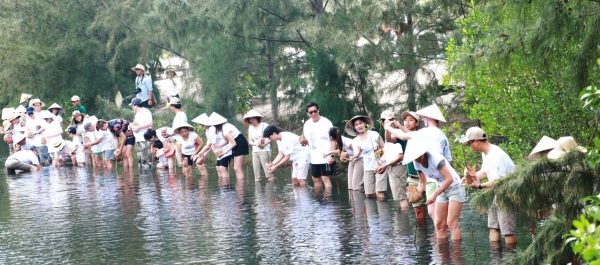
[[296, 29, 313, 48], [257, 5, 289, 22], [99, 0, 187, 59]]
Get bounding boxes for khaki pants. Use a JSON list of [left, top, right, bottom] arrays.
[[5, 159, 34, 174], [349, 157, 364, 190], [252, 151, 271, 179], [387, 164, 408, 201]]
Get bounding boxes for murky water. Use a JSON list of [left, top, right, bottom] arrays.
[[0, 150, 534, 264]]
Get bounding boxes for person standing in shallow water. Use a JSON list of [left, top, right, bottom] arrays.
[[244, 109, 272, 181], [460, 127, 517, 249], [303, 102, 335, 189]]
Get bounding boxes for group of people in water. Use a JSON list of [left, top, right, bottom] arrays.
[[0, 63, 588, 252]]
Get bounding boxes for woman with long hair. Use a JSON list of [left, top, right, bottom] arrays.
[[244, 109, 271, 181], [347, 116, 385, 198], [173, 122, 205, 176], [207, 112, 249, 179]]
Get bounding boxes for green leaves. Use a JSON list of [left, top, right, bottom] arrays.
[[565, 195, 600, 264]]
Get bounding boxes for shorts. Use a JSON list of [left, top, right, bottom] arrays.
[[488, 195, 516, 235], [62, 156, 72, 163], [387, 164, 407, 201], [406, 175, 427, 207], [292, 161, 310, 180], [435, 184, 466, 203], [37, 145, 50, 164], [125, 136, 136, 146], [138, 100, 151, 108], [182, 154, 194, 166], [232, 134, 249, 157], [216, 155, 232, 167], [311, 163, 334, 177], [103, 149, 115, 160]]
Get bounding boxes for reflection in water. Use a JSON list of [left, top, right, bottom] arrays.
[[0, 161, 532, 264]]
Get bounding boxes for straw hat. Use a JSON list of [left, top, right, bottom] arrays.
[[191, 113, 209, 125], [165, 68, 177, 76], [528, 136, 557, 159], [29, 99, 45, 108], [415, 104, 446, 123], [20, 93, 32, 104], [6, 113, 21, 122], [402, 140, 436, 165], [2, 120, 10, 128], [131, 64, 145, 72], [72, 110, 85, 119], [401, 111, 420, 121], [206, 112, 227, 126], [13, 134, 26, 144], [243, 109, 263, 119], [14, 105, 26, 114], [344, 115, 374, 137], [2, 108, 15, 120], [47, 103, 63, 112], [54, 140, 66, 151], [39, 111, 55, 120], [173, 121, 195, 134], [547, 136, 587, 160]]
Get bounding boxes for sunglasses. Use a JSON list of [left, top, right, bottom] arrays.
[[307, 110, 318, 115]]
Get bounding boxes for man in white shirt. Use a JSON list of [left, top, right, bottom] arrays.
[[264, 125, 310, 186], [302, 102, 335, 188], [130, 97, 154, 168], [5, 143, 41, 174], [460, 127, 517, 249]]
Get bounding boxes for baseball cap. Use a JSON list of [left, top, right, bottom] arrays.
[[459, 127, 487, 144], [401, 111, 420, 121], [129, 98, 143, 107], [71, 95, 80, 102], [26, 106, 35, 114], [67, 126, 77, 135], [83, 122, 93, 131], [379, 110, 395, 121]]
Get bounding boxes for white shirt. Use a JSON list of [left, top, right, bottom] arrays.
[[56, 140, 76, 158], [342, 136, 354, 157], [53, 114, 63, 124], [383, 142, 403, 166], [303, 116, 333, 164], [173, 111, 188, 125], [481, 144, 516, 181], [166, 79, 178, 96], [43, 121, 63, 152], [8, 150, 39, 165], [410, 127, 452, 162], [84, 130, 101, 153], [72, 135, 84, 155], [174, 131, 199, 156], [352, 131, 381, 171], [414, 151, 461, 187], [249, 122, 270, 153], [133, 108, 153, 142], [26, 119, 45, 147], [277, 132, 310, 163], [99, 130, 116, 151], [206, 126, 232, 159], [222, 123, 241, 139]]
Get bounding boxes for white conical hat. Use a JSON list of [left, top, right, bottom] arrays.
[[528, 136, 557, 158], [547, 136, 587, 160], [2, 108, 15, 120], [13, 134, 26, 144], [14, 105, 26, 114], [191, 113, 209, 125], [38, 111, 55, 120], [415, 104, 446, 123], [173, 121, 195, 134], [206, 112, 227, 126], [5, 113, 21, 122], [47, 103, 63, 111], [402, 140, 436, 165], [243, 109, 263, 119], [20, 93, 32, 103]]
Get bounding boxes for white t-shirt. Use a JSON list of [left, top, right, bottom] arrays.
[[383, 142, 403, 166], [72, 135, 84, 155], [8, 150, 40, 165], [53, 114, 63, 124], [249, 122, 270, 153], [173, 111, 188, 125], [174, 131, 199, 156], [222, 123, 241, 139], [414, 151, 461, 187], [84, 130, 101, 153], [303, 116, 333, 164], [277, 132, 310, 163], [410, 127, 452, 162], [133, 108, 153, 142], [481, 144, 516, 181], [166, 79, 178, 96], [99, 130, 116, 151], [206, 126, 232, 159], [44, 121, 63, 152], [342, 136, 354, 157], [352, 131, 381, 171], [26, 119, 45, 147]]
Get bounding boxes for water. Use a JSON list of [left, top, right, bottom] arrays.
[[0, 151, 534, 264]]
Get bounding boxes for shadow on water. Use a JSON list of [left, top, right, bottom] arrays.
[[0, 143, 533, 264]]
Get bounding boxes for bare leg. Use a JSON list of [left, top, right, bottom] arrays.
[[447, 201, 463, 240], [435, 202, 449, 239], [233, 155, 245, 178], [322, 175, 332, 188]]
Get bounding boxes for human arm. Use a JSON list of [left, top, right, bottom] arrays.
[[425, 165, 456, 205], [115, 131, 126, 156], [176, 143, 185, 167], [384, 122, 411, 140], [268, 150, 290, 173], [218, 133, 237, 157], [192, 136, 204, 157]]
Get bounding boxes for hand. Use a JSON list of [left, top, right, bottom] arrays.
[[322, 153, 329, 158], [148, 100, 154, 106], [376, 164, 386, 174], [132, 126, 140, 132], [391, 120, 401, 129], [469, 178, 481, 189], [328, 155, 335, 164], [268, 164, 278, 173], [426, 192, 438, 205], [114, 149, 121, 157]]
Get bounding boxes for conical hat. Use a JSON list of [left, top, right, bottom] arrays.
[[2, 108, 15, 120], [38, 111, 55, 120], [173, 121, 195, 134], [344, 115, 374, 137], [14, 105, 26, 114], [547, 136, 587, 160], [415, 104, 446, 123], [243, 109, 263, 119], [19, 93, 32, 104], [402, 140, 436, 165], [47, 103, 63, 111], [6, 113, 21, 122], [29, 99, 45, 108], [2, 120, 10, 128], [206, 112, 227, 126], [528, 136, 557, 158], [13, 134, 26, 144], [191, 113, 209, 125]]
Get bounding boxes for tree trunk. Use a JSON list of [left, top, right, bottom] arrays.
[[403, 0, 417, 111], [266, 41, 278, 122]]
